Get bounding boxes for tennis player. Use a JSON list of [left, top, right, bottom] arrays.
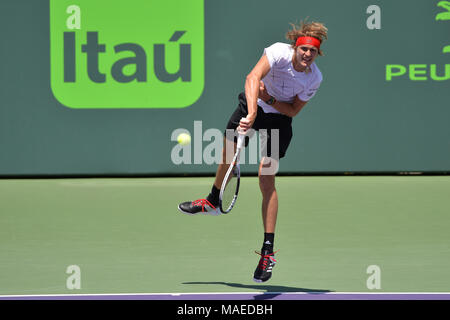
[[178, 21, 328, 282]]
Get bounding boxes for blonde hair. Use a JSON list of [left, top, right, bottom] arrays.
[[285, 20, 328, 55]]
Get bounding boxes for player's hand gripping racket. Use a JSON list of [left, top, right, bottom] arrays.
[[219, 131, 245, 214]]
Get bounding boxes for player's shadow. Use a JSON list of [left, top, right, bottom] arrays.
[[182, 282, 332, 300]]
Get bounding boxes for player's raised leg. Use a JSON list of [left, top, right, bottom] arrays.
[[178, 137, 235, 215]]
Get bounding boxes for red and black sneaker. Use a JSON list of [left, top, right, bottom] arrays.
[[253, 250, 278, 282], [178, 198, 221, 216]]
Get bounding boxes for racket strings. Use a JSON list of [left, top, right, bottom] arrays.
[[221, 170, 237, 210], [219, 141, 242, 213]]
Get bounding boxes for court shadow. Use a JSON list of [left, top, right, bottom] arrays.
[[182, 281, 332, 300]]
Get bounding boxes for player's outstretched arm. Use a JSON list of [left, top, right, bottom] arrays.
[[242, 54, 271, 131]]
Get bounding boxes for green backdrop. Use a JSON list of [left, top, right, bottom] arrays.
[[0, 0, 449, 175]]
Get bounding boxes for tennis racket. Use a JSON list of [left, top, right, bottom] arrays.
[[219, 132, 245, 214]]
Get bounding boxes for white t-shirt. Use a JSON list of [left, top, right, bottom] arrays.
[[258, 42, 323, 114]]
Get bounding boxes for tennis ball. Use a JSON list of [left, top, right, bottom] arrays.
[[177, 133, 191, 146]]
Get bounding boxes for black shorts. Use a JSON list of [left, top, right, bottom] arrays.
[[225, 92, 293, 159]]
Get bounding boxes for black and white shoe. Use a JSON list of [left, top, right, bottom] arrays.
[[178, 198, 221, 216], [253, 250, 277, 283]]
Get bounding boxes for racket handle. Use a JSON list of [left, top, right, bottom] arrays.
[[236, 133, 245, 150]]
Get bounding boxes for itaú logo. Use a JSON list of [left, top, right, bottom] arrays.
[[50, 0, 204, 108], [385, 1, 449, 81]]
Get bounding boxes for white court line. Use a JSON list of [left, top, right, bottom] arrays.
[[1, 291, 450, 298]]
